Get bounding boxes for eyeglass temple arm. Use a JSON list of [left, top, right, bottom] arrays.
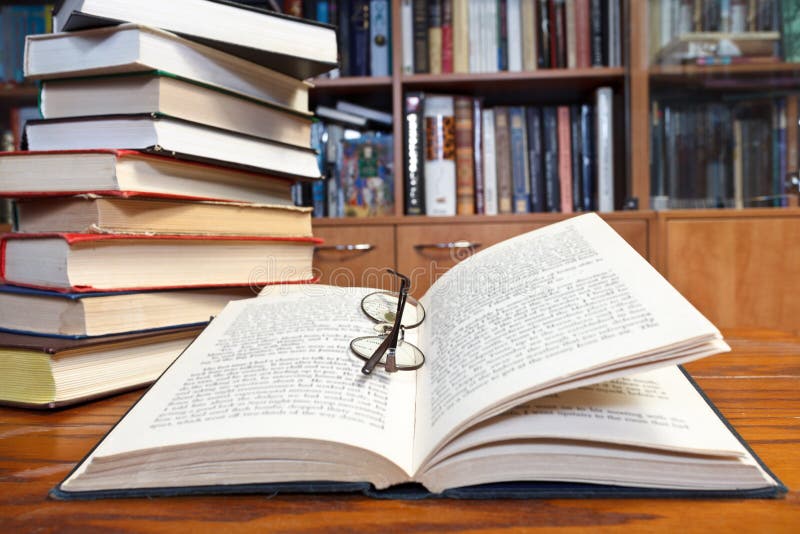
[[361, 272, 409, 375]]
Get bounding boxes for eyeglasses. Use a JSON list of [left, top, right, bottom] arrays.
[[350, 269, 425, 375]]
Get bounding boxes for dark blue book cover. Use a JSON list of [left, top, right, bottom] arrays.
[[526, 107, 545, 212], [509, 107, 530, 213], [542, 107, 560, 212], [349, 0, 371, 76], [570, 105, 583, 211], [580, 103, 595, 211]]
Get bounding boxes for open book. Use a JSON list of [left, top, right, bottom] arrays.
[[53, 214, 784, 499]]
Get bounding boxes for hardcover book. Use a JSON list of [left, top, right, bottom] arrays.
[[424, 96, 457, 216], [51, 215, 785, 499]]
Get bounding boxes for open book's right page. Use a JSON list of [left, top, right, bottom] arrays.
[[412, 213, 728, 470]]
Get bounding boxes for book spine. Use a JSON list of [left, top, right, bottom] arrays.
[[401, 0, 414, 74], [404, 93, 426, 215], [783, 0, 800, 67], [326, 124, 344, 217], [428, 0, 443, 74], [580, 103, 595, 211], [786, 95, 799, 177], [569, 105, 582, 211], [350, 0, 371, 77], [509, 106, 530, 213], [538, 0, 551, 68], [486, 0, 499, 72], [731, 0, 747, 32], [542, 106, 561, 211], [473, 99, 485, 214], [441, 0, 454, 73], [424, 96, 456, 215], [468, 0, 481, 72], [565, 0, 577, 69], [549, 0, 559, 67], [590, 0, 603, 66], [575, 0, 590, 68], [507, 0, 523, 71], [733, 118, 743, 209], [413, 0, 429, 73], [494, 107, 514, 214], [454, 96, 476, 215], [557, 106, 573, 213], [521, 0, 538, 70], [453, 0, 470, 72], [482, 108, 499, 215], [595, 86, 614, 212], [775, 98, 787, 206], [370, 0, 391, 76], [526, 107, 545, 212], [498, 0, 509, 71], [315, 0, 330, 22], [283, 0, 303, 17]]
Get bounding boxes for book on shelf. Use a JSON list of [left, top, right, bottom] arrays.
[[51, 214, 784, 499], [403, 93, 426, 215], [655, 31, 782, 65], [51, 0, 338, 79], [339, 133, 394, 217], [423, 95, 457, 216], [24, 24, 311, 114], [782, 0, 800, 62], [8, 105, 40, 151], [14, 196, 313, 237], [314, 106, 369, 128], [24, 114, 322, 180], [509, 106, 530, 214], [370, 0, 391, 76], [0, 326, 201, 409], [0, 150, 296, 205], [0, 285, 252, 339], [0, 4, 51, 84], [335, 101, 393, 126], [39, 72, 313, 148], [0, 233, 320, 292], [454, 96, 475, 215], [494, 106, 513, 214], [349, 0, 371, 77], [595, 87, 614, 212], [401, 0, 415, 73], [481, 108, 498, 215]]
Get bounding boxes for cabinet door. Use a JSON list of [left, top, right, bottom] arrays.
[[397, 218, 651, 298], [312, 224, 396, 289]]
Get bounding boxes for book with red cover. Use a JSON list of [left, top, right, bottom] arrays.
[[0, 149, 297, 205], [0, 233, 321, 293], [557, 106, 574, 213]]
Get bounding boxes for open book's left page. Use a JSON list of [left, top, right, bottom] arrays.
[[60, 286, 416, 493]]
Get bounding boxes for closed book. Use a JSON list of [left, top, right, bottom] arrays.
[[454, 97, 476, 215], [565, 0, 577, 68], [579, 103, 595, 211], [549, 0, 559, 67], [338, 0, 352, 75], [339, 132, 394, 217], [51, 0, 338, 79], [413, 0, 429, 72], [401, 0, 415, 73], [521, 0, 538, 70], [595, 87, 614, 212], [575, 0, 591, 67], [782, 0, 800, 62], [424, 96, 456, 216], [334, 101, 393, 126], [0, 326, 201, 409], [494, 107, 514, 214], [15, 196, 313, 237], [542, 106, 561, 212], [349, 0, 370, 77], [40, 72, 313, 148], [538, 0, 551, 67], [0, 285, 250, 338], [452, 0, 469, 72], [404, 93, 426, 215], [428, 0, 443, 74], [473, 99, 485, 215], [557, 106, 574, 213], [590, 0, 603, 65], [569, 105, 583, 211], [24, 24, 311, 114], [553, 0, 567, 67], [441, 0, 454, 73], [0, 233, 321, 292], [509, 106, 531, 213], [498, 0, 509, 71], [24, 114, 321, 181], [370, 0, 391, 76], [507, 0, 523, 71], [482, 109, 499, 215], [0, 150, 295, 205], [526, 107, 546, 212]]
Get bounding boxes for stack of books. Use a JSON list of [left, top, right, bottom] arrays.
[[0, 0, 338, 409]]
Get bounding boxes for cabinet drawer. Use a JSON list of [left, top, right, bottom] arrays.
[[397, 217, 651, 298], [312, 224, 396, 289]]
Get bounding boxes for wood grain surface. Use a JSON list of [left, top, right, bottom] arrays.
[[1, 329, 797, 533]]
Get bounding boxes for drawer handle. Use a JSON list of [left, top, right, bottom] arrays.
[[315, 243, 375, 252], [413, 240, 482, 251]]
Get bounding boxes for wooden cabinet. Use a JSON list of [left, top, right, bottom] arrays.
[[312, 222, 396, 290]]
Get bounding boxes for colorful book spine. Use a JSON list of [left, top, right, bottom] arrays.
[[404, 93, 426, 215], [424, 95, 456, 215], [509, 106, 530, 213], [454, 96, 475, 215], [526, 107, 545, 212], [370, 0, 391, 76], [482, 108, 499, 215], [441, 0, 454, 73], [494, 107, 514, 214], [557, 106, 573, 213]]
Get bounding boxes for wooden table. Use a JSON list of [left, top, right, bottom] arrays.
[[1, 329, 798, 532]]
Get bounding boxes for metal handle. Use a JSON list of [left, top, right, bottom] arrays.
[[413, 240, 482, 251], [315, 243, 374, 252]]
